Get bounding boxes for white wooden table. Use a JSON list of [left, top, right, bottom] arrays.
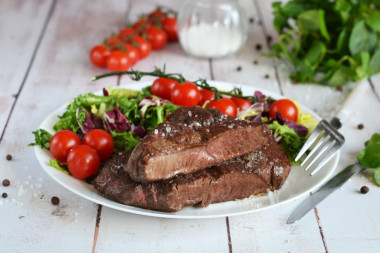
[[1, 0, 380, 252]]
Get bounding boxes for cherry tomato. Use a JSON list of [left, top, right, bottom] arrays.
[[50, 130, 81, 164], [231, 97, 252, 112], [207, 98, 238, 117], [269, 99, 298, 122], [147, 9, 166, 23], [82, 129, 114, 162], [163, 17, 178, 42], [118, 28, 135, 41], [106, 50, 132, 72], [89, 45, 110, 68], [151, 77, 180, 100], [132, 36, 152, 59], [198, 89, 215, 106], [146, 27, 167, 50], [104, 36, 122, 48], [171, 82, 200, 107], [122, 43, 140, 65], [132, 18, 152, 33], [67, 145, 100, 179]]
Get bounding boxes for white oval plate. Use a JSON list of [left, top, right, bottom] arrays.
[[34, 81, 339, 219]]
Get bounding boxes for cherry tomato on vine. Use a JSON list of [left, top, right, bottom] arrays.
[[67, 145, 100, 179], [231, 97, 252, 112], [50, 130, 81, 164], [82, 129, 114, 162], [118, 28, 135, 41], [133, 18, 152, 33], [132, 36, 152, 59], [198, 89, 215, 106], [207, 98, 238, 117], [269, 99, 298, 122], [89, 45, 110, 68], [163, 17, 178, 42], [105, 36, 122, 48], [122, 43, 140, 65], [151, 77, 180, 100], [146, 27, 167, 50], [147, 9, 166, 23], [171, 82, 200, 107], [106, 51, 132, 72]]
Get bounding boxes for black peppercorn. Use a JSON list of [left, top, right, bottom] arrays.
[[358, 124, 364, 129], [264, 74, 270, 79], [2, 193, 7, 198], [249, 17, 254, 24], [2, 179, 10, 187], [51, 196, 60, 205], [6, 154, 12, 161], [255, 44, 262, 51], [360, 186, 369, 194], [253, 60, 258, 65], [236, 66, 242, 71]]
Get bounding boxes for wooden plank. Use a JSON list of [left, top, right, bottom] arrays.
[[0, 0, 51, 134], [314, 76, 380, 253], [0, 0, 128, 252], [97, 0, 229, 252]]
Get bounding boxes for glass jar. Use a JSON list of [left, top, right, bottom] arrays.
[[177, 0, 247, 59]]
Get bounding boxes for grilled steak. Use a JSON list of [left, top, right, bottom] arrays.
[[126, 106, 274, 182], [93, 140, 291, 212]]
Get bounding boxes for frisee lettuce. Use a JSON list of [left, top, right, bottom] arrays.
[[357, 133, 380, 185]]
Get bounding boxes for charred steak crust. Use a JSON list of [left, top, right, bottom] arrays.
[[126, 106, 274, 182], [92, 141, 291, 212]]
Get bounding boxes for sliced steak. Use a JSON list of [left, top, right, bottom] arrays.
[[126, 106, 274, 182], [93, 140, 291, 212]]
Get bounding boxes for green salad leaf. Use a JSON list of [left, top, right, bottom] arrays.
[[29, 129, 52, 150], [268, 121, 306, 163], [49, 159, 69, 174], [357, 133, 380, 186], [141, 103, 179, 130], [110, 131, 141, 151]]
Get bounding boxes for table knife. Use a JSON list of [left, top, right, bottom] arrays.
[[287, 161, 365, 224]]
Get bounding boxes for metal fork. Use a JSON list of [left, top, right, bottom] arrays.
[[295, 117, 345, 175]]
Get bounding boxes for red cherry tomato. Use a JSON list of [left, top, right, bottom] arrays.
[[82, 129, 114, 162], [231, 97, 252, 112], [50, 130, 81, 163], [207, 98, 238, 117], [132, 36, 152, 59], [106, 50, 132, 72], [146, 27, 167, 50], [151, 77, 180, 100], [198, 89, 215, 106], [122, 43, 140, 65], [89, 45, 110, 68], [67, 145, 100, 179], [269, 99, 298, 122], [105, 36, 122, 48], [163, 17, 178, 42], [171, 82, 200, 107], [132, 18, 152, 33], [147, 9, 166, 23], [118, 28, 135, 41]]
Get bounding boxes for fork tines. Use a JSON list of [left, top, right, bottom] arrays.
[[295, 120, 345, 175]]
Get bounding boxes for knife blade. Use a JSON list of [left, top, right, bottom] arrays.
[[287, 161, 365, 224]]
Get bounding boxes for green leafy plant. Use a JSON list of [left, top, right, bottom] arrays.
[[357, 133, 380, 186], [270, 0, 380, 86]]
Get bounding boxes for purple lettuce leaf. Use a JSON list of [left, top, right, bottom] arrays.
[[103, 88, 109, 97], [76, 107, 103, 134], [131, 124, 146, 138], [275, 112, 308, 137], [103, 106, 131, 133], [138, 95, 169, 117], [254, 91, 266, 99]]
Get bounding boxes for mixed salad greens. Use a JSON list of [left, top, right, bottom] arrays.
[[30, 69, 318, 179]]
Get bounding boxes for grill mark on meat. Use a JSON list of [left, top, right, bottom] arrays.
[[92, 139, 291, 212], [126, 106, 274, 182]]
